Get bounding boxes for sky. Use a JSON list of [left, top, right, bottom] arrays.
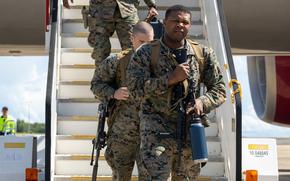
[[0, 55, 290, 137], [0, 56, 48, 123]]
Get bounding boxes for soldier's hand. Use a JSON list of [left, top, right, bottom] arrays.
[[63, 0, 74, 9], [113, 87, 129, 100], [186, 99, 204, 115], [148, 7, 158, 17], [168, 64, 189, 86]]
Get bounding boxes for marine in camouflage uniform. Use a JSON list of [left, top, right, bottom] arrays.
[[88, 0, 157, 66], [126, 5, 226, 181], [91, 21, 154, 181]]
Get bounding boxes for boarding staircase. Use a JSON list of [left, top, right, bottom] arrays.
[[51, 0, 236, 180]]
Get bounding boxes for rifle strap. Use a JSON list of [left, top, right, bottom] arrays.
[[150, 40, 161, 76]]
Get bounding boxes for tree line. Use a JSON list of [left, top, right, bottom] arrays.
[[16, 119, 45, 133]]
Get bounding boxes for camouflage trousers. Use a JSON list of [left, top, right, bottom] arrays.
[[105, 103, 145, 181], [139, 113, 201, 181], [88, 6, 139, 67]]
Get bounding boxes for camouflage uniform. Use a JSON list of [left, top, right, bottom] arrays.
[[91, 49, 146, 181], [88, 0, 156, 66], [126, 39, 226, 180]]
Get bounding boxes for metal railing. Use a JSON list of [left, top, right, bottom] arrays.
[[201, 0, 242, 180], [45, 0, 59, 180], [216, 0, 242, 180]]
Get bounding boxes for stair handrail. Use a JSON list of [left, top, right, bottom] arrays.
[[45, 0, 59, 180], [215, 0, 242, 180], [200, 0, 242, 180]]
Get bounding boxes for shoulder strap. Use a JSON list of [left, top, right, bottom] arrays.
[[119, 50, 133, 85], [150, 40, 161, 76], [188, 40, 205, 81]]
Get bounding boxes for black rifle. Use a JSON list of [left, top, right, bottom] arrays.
[[174, 49, 189, 174], [158, 48, 208, 172], [158, 48, 188, 174], [174, 52, 208, 166], [90, 102, 108, 181], [175, 81, 187, 174]]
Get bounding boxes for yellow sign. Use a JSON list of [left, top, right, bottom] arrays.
[[4, 142, 26, 149], [248, 144, 269, 150]]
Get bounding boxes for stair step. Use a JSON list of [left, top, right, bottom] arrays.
[[60, 48, 120, 65], [68, 0, 200, 8], [58, 75, 220, 99], [63, 18, 203, 25], [58, 81, 93, 99], [63, 6, 202, 22], [55, 154, 224, 176], [62, 32, 205, 40], [68, 5, 201, 11], [55, 154, 114, 176], [58, 98, 99, 116], [57, 98, 217, 123], [61, 34, 121, 49], [58, 116, 97, 121], [60, 81, 90, 85], [59, 66, 94, 81], [57, 117, 218, 136], [56, 135, 100, 155], [57, 120, 98, 135], [60, 64, 95, 69], [54, 175, 227, 181], [55, 153, 225, 162], [58, 120, 99, 136], [61, 48, 94, 65], [54, 175, 139, 181], [61, 33, 205, 48], [56, 135, 220, 143], [54, 154, 134, 176], [58, 98, 98, 103], [56, 135, 221, 156], [62, 19, 203, 35]]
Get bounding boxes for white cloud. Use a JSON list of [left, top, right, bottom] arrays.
[[0, 57, 48, 123]]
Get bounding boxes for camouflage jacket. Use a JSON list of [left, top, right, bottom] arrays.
[[90, 0, 156, 19], [91, 49, 136, 105], [126, 39, 226, 116]]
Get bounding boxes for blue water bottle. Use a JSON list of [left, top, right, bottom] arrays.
[[189, 116, 208, 163]]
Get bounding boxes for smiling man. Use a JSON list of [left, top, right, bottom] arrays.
[[126, 5, 226, 180]]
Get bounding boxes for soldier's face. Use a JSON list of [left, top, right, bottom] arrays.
[[2, 110, 8, 116], [131, 32, 154, 50], [164, 11, 191, 42]]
